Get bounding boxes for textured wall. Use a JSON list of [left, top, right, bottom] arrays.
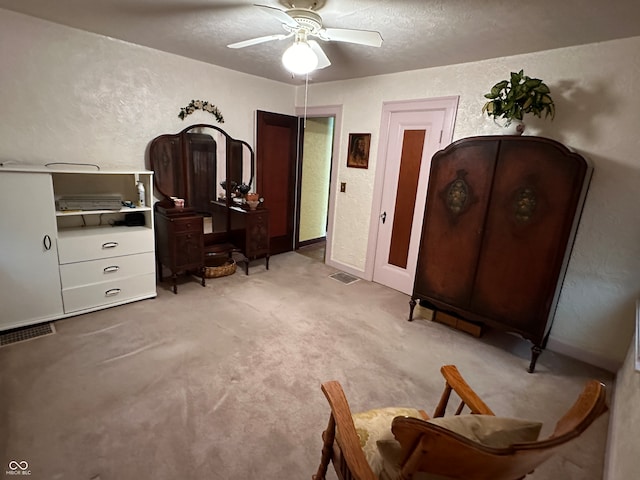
[[0, 9, 294, 171], [300, 36, 640, 368], [299, 117, 333, 242]]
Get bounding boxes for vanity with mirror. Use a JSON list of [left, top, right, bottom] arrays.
[[149, 123, 269, 293]]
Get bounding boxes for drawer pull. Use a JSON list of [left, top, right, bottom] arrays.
[[105, 288, 121, 297], [103, 266, 120, 273], [102, 242, 119, 249]]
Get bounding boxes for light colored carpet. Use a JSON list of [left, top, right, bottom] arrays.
[[0, 251, 612, 479]]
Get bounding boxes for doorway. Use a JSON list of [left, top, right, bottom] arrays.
[[295, 106, 341, 263], [296, 117, 335, 253], [256, 107, 341, 260], [367, 97, 459, 294]]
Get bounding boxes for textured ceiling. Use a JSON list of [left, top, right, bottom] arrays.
[[2, 0, 640, 85]]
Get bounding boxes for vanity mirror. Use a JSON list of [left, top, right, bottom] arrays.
[[151, 123, 254, 216]]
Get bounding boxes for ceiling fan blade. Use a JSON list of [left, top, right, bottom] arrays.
[[254, 4, 300, 28], [320, 28, 383, 47], [308, 40, 331, 69], [228, 33, 291, 49]]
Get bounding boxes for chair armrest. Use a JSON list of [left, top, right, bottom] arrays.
[[320, 381, 378, 480], [549, 379, 608, 440], [433, 365, 494, 417]]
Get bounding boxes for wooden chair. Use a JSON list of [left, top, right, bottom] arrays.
[[313, 365, 607, 480]]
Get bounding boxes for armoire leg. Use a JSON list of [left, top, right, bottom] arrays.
[[528, 345, 543, 373], [409, 298, 416, 321], [171, 273, 178, 295]]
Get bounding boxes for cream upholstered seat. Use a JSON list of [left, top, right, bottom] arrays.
[[313, 365, 607, 480], [350, 407, 428, 477]]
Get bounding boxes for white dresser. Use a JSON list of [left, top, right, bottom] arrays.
[[0, 166, 157, 331]]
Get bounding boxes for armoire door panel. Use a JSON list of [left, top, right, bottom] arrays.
[[415, 141, 499, 305], [470, 140, 587, 332]]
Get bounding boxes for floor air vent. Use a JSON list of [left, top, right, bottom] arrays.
[[329, 272, 359, 285], [0, 323, 56, 348]]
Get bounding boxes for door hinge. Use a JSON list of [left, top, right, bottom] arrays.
[[439, 130, 443, 143]]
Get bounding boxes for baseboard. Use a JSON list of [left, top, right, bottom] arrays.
[[546, 337, 621, 373], [297, 237, 325, 249]]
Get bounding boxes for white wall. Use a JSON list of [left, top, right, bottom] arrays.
[[299, 36, 640, 369], [605, 335, 640, 479], [0, 9, 295, 171]]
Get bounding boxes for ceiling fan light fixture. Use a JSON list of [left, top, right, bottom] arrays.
[[282, 40, 318, 75]]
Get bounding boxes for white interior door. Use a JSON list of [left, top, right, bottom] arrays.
[[370, 97, 458, 294]]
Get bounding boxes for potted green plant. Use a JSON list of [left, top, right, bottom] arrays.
[[482, 70, 555, 133]]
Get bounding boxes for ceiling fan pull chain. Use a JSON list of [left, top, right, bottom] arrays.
[[304, 72, 310, 128]]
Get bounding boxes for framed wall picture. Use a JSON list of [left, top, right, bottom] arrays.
[[346, 133, 371, 169]]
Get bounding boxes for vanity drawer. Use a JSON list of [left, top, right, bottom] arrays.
[[59, 252, 155, 289], [170, 216, 203, 233], [62, 272, 156, 313], [58, 227, 154, 264]]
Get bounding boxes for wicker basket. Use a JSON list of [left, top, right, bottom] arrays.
[[203, 257, 236, 278]]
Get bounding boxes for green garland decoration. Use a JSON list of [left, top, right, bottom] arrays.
[[178, 100, 224, 123]]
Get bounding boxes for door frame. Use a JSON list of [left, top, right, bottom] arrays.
[[294, 105, 343, 266], [364, 96, 459, 282]]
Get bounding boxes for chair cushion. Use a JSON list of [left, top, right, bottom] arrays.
[[351, 407, 424, 477], [427, 414, 542, 447], [376, 415, 543, 479]]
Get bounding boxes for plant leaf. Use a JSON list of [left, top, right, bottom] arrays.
[[525, 78, 542, 89], [535, 84, 550, 94], [491, 81, 509, 95]]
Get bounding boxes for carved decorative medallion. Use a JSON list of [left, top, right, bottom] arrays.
[[514, 186, 537, 223], [446, 171, 469, 215]]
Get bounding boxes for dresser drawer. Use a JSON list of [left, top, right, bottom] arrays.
[[59, 252, 155, 289], [62, 272, 156, 313], [58, 227, 154, 264], [171, 216, 203, 233]]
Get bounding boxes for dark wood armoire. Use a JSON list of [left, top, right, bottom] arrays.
[[409, 135, 592, 372]]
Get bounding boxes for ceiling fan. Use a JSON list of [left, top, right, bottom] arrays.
[[227, 3, 383, 75]]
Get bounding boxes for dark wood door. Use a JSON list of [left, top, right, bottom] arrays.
[[256, 110, 301, 255], [414, 140, 498, 306], [470, 139, 587, 337]]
